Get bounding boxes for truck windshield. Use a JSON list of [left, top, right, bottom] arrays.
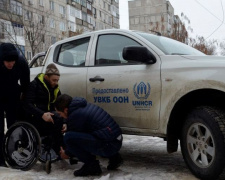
[[136, 32, 206, 56]]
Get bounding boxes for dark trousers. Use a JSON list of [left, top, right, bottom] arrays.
[[0, 101, 18, 163], [29, 112, 64, 154], [64, 131, 122, 164]]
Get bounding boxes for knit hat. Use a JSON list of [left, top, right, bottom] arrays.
[[0, 43, 18, 62], [45, 63, 60, 76]]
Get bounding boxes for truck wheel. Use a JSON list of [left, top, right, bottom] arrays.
[[181, 106, 225, 180]]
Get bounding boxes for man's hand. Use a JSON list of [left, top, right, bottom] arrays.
[[60, 147, 69, 159], [61, 124, 67, 133], [42, 112, 54, 123]]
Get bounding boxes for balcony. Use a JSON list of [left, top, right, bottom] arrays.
[[76, 18, 82, 25]]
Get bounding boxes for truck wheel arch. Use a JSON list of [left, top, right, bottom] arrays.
[[167, 89, 225, 153]]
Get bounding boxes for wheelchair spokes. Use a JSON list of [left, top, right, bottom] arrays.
[[3, 122, 41, 170]]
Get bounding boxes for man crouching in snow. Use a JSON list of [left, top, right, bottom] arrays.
[[55, 94, 123, 177]]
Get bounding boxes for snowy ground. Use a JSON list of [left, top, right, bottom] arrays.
[[0, 134, 202, 180]]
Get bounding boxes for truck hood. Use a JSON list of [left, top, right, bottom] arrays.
[[180, 55, 225, 61]]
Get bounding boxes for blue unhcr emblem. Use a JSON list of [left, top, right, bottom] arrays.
[[133, 82, 150, 99]]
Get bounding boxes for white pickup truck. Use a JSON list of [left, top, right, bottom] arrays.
[[30, 29, 225, 180]]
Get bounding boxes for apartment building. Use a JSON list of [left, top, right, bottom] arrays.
[[0, 0, 26, 55], [92, 0, 119, 30], [129, 0, 174, 35], [0, 0, 119, 61]]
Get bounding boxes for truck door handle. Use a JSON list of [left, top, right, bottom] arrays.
[[89, 76, 105, 82]]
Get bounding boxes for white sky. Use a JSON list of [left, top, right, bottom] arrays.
[[119, 0, 225, 41]]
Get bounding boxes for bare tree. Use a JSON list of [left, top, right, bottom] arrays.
[[189, 36, 217, 55], [0, 0, 51, 60], [220, 41, 225, 56], [148, 12, 217, 55]]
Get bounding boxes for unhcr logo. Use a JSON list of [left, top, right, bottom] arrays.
[[133, 82, 151, 99], [133, 82, 152, 110]]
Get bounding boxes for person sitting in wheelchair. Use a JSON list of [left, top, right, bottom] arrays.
[[24, 63, 64, 159]]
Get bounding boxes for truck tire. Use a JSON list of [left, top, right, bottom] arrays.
[[180, 106, 225, 180]]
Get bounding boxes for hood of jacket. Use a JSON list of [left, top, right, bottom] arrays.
[[68, 97, 87, 114]]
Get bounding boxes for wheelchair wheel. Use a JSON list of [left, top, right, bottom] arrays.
[[3, 121, 41, 170]]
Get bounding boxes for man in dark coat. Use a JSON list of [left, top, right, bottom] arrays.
[[24, 63, 64, 155], [55, 94, 123, 177], [0, 43, 30, 166]]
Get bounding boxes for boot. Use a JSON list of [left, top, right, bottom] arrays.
[[69, 157, 78, 165], [0, 160, 7, 167], [107, 153, 123, 170], [74, 160, 102, 176]]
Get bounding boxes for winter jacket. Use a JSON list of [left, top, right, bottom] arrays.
[[0, 55, 30, 101], [24, 73, 61, 120], [67, 97, 122, 141]]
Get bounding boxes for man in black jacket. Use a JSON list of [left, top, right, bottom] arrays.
[[0, 43, 30, 166], [24, 63, 64, 156], [55, 94, 123, 177]]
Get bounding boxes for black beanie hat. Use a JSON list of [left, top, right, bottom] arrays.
[[0, 43, 18, 62]]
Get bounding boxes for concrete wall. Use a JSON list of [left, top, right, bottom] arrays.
[[129, 0, 174, 35]]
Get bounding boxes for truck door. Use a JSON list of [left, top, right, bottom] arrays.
[[87, 34, 161, 130], [56, 37, 90, 98]]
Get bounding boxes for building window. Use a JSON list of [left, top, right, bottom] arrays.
[[50, 1, 54, 11], [87, 3, 91, 10], [17, 45, 25, 58], [82, 12, 87, 22], [108, 4, 110, 11], [92, 7, 96, 14], [2, 22, 12, 34], [69, 21, 75, 32], [50, 18, 55, 28], [12, 23, 23, 36], [11, 0, 22, 16], [39, 0, 44, 6], [75, 9, 82, 19], [24, 10, 32, 21], [0, 0, 5, 10], [28, 0, 34, 5], [41, 34, 45, 43], [108, 16, 112, 25], [87, 15, 91, 24], [81, 0, 86, 7], [51, 36, 56, 44], [59, 5, 65, 15], [26, 31, 34, 41], [92, 19, 96, 27], [105, 14, 108, 22], [70, 6, 75, 17], [74, 0, 81, 4], [38, 15, 44, 24], [60, 22, 66, 31], [27, 51, 32, 61]]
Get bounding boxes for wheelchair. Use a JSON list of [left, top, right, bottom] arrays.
[[2, 121, 59, 174]]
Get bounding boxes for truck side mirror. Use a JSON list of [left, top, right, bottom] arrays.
[[122, 46, 156, 64]]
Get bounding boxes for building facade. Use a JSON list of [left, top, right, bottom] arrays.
[[129, 0, 174, 36], [0, 0, 119, 61]]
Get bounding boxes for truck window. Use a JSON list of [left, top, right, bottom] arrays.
[[57, 37, 90, 66], [95, 34, 142, 65]]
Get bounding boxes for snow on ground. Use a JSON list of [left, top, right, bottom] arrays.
[[0, 135, 199, 180]]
